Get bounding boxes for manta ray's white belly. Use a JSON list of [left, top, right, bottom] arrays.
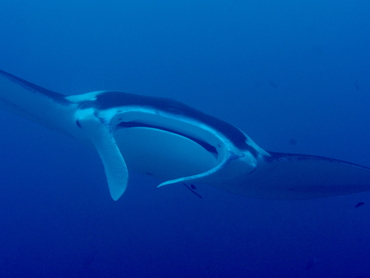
[[114, 127, 218, 180]]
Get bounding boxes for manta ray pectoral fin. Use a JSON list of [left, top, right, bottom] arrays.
[[239, 152, 370, 200], [76, 109, 128, 201]]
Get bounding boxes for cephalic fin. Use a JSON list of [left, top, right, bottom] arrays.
[[76, 108, 128, 201]]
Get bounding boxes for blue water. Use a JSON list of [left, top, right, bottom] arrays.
[[1, 1, 370, 277]]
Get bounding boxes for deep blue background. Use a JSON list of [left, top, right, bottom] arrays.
[[1, 0, 370, 277]]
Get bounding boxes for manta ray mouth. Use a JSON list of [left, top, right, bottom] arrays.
[[113, 119, 222, 181], [117, 121, 218, 156]]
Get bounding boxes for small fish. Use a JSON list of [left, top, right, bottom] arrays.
[[355, 202, 365, 208], [183, 183, 202, 199]]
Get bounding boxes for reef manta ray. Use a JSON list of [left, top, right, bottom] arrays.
[[1, 69, 370, 201]]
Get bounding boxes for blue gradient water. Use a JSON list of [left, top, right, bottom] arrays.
[[0, 1, 370, 277]]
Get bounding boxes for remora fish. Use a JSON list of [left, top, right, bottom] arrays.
[[1, 69, 370, 201]]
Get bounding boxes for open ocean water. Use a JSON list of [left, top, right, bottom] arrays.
[[0, 0, 370, 277]]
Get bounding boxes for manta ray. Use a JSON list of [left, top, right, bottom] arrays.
[[1, 69, 370, 201]]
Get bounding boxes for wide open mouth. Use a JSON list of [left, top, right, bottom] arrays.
[[118, 121, 218, 156], [113, 120, 224, 181]]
